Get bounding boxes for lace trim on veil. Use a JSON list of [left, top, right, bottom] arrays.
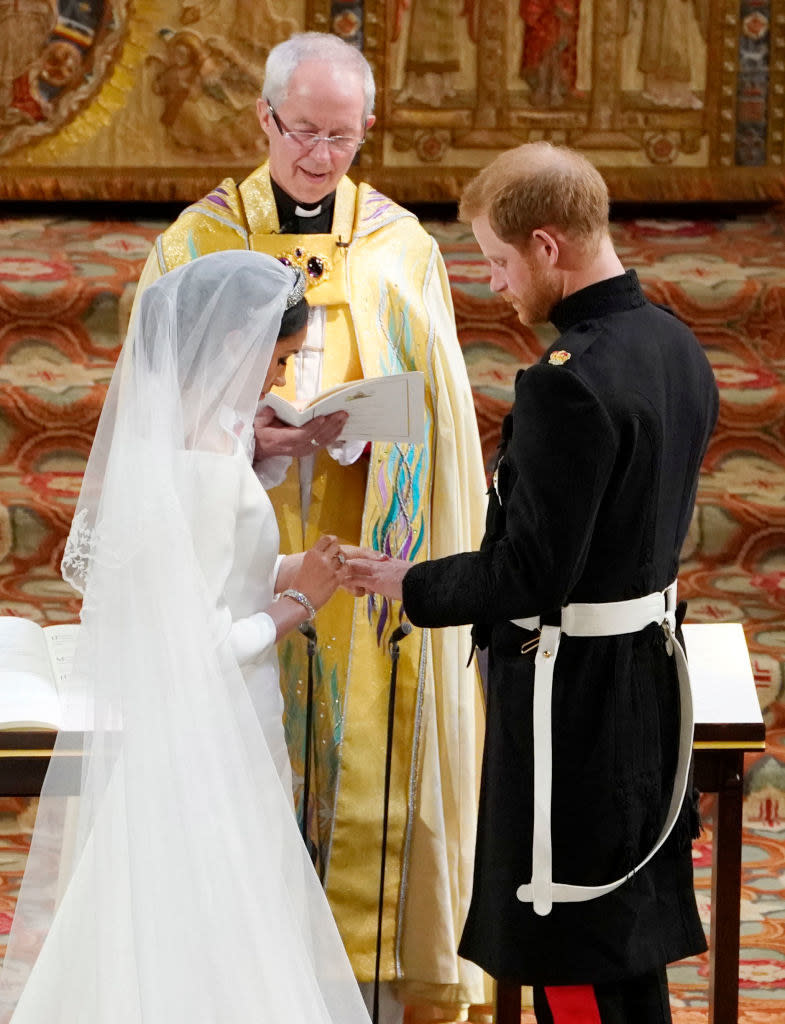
[[62, 508, 95, 596]]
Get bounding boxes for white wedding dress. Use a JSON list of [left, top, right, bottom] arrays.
[[3, 447, 368, 1024], [176, 443, 293, 796]]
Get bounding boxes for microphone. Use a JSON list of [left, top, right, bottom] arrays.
[[298, 619, 317, 659], [375, 615, 412, 1024], [298, 621, 317, 643], [298, 618, 318, 861], [389, 622, 412, 646]]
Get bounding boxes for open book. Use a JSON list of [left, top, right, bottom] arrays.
[[0, 616, 79, 729], [262, 371, 425, 444]]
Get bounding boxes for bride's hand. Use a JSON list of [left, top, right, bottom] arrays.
[[291, 534, 348, 610]]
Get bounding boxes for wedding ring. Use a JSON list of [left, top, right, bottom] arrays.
[[310, 438, 319, 448], [337, 552, 346, 566]]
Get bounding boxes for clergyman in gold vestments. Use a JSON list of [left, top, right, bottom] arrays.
[[134, 31, 487, 1020]]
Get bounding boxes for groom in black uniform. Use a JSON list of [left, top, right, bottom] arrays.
[[348, 142, 719, 1023]]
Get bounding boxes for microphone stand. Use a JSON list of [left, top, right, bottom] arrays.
[[373, 620, 412, 1024], [298, 621, 318, 864]]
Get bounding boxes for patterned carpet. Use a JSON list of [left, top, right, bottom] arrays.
[[1, 209, 784, 1020]]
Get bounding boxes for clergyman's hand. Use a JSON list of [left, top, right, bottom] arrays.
[[253, 406, 348, 459]]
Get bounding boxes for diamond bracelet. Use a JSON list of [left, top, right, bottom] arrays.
[[280, 588, 316, 621]]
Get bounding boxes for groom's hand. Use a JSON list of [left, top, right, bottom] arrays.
[[345, 556, 409, 601]]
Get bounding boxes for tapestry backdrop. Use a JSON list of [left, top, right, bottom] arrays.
[[1, 0, 784, 201]]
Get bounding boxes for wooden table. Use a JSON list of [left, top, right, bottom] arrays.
[[687, 623, 766, 1024], [492, 622, 765, 1024], [0, 728, 77, 796]]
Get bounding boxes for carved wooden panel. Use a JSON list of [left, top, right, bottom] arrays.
[[1, 0, 783, 201]]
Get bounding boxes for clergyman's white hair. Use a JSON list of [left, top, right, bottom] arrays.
[[262, 32, 375, 124]]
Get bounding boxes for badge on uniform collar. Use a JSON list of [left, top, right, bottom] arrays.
[[548, 350, 571, 366]]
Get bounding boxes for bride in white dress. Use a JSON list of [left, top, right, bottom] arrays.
[[0, 251, 369, 1024]]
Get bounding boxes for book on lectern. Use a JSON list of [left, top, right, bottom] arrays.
[[262, 371, 425, 444], [0, 616, 79, 729]]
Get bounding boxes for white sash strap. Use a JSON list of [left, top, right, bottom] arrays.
[[513, 582, 693, 916], [530, 625, 560, 916], [511, 581, 678, 636]]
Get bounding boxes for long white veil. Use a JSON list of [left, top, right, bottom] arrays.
[[0, 251, 370, 1024]]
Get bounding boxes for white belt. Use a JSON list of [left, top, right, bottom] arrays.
[[511, 582, 693, 916]]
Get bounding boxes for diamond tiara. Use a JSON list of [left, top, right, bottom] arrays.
[[285, 268, 307, 308]]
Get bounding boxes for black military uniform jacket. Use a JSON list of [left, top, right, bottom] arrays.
[[402, 271, 719, 986]]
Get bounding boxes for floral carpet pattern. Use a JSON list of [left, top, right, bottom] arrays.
[[1, 210, 784, 1020]]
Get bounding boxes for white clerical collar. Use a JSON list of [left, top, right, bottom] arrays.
[[295, 204, 322, 218]]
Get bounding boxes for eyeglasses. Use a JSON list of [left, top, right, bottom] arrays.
[[266, 102, 364, 154]]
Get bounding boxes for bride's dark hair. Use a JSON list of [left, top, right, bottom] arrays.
[[278, 295, 309, 338]]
